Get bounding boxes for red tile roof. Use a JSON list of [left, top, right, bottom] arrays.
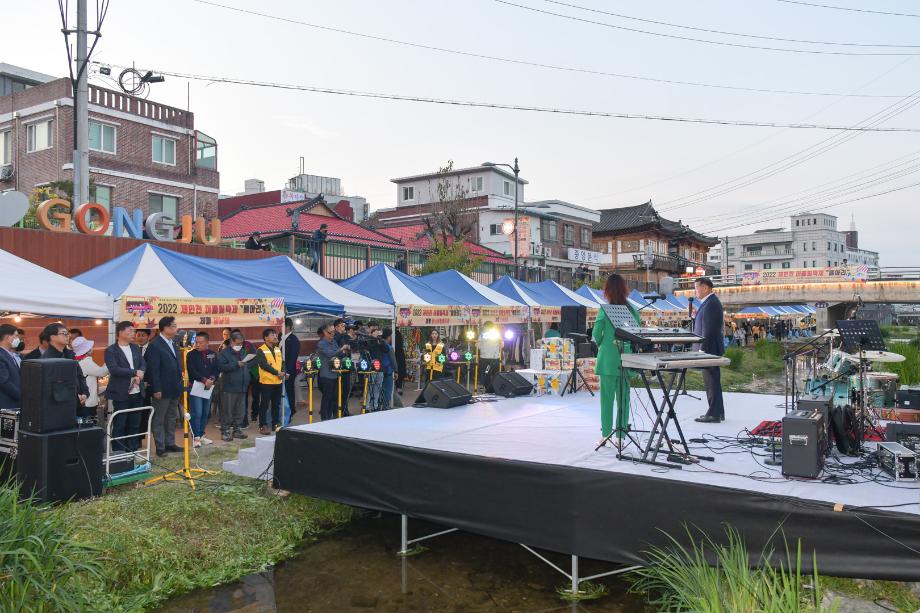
[[376, 224, 512, 263], [218, 190, 284, 218], [221, 202, 402, 249]]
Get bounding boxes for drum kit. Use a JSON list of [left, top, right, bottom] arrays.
[[808, 346, 905, 410]]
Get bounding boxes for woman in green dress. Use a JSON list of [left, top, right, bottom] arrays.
[[591, 273, 640, 444]]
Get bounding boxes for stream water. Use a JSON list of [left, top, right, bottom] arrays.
[[157, 513, 645, 612]]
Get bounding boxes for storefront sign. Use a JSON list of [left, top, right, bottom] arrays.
[[34, 197, 221, 245], [741, 265, 869, 286], [119, 296, 285, 328], [567, 247, 610, 265], [280, 189, 307, 204]]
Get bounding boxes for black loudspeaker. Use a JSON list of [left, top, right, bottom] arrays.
[[490, 372, 534, 398], [17, 427, 103, 503], [422, 380, 472, 409], [20, 359, 78, 433], [559, 305, 586, 338], [886, 422, 920, 453], [782, 410, 827, 478]]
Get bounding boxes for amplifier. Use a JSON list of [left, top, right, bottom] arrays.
[[797, 395, 830, 424], [885, 422, 920, 454], [782, 409, 827, 478], [17, 426, 104, 503], [0, 408, 19, 446], [20, 359, 78, 433], [877, 442, 918, 481], [491, 372, 534, 398], [896, 386, 920, 408], [421, 379, 472, 409], [0, 442, 15, 482]]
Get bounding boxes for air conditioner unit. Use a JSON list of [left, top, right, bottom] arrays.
[[0, 166, 13, 182]]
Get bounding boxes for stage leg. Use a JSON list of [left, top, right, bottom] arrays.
[[571, 555, 579, 595]]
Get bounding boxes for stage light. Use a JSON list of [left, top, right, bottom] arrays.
[[464, 351, 473, 361], [94, 319, 103, 325], [344, 357, 352, 369], [295, 318, 303, 326], [359, 359, 369, 371], [437, 354, 446, 364], [503, 329, 515, 341], [423, 353, 431, 363], [372, 359, 381, 371], [315, 357, 322, 368], [13, 315, 21, 323], [465, 329, 476, 341], [449, 350, 460, 361], [333, 357, 341, 369]]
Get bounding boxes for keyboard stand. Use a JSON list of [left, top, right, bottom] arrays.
[[621, 366, 715, 469]]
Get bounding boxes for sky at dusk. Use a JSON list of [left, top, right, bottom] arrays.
[[6, 0, 919, 263]]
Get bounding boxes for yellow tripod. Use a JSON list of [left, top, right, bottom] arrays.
[[146, 346, 216, 490]]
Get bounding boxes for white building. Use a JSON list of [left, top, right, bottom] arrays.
[[722, 213, 879, 275]]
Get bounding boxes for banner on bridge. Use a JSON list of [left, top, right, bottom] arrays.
[[741, 265, 869, 286]]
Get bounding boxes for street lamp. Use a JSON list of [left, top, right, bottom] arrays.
[[482, 158, 520, 272]]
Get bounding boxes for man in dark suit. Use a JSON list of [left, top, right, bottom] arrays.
[[144, 317, 183, 456], [104, 321, 147, 452], [0, 324, 22, 409], [282, 317, 300, 424], [692, 277, 726, 423], [39, 323, 89, 404]]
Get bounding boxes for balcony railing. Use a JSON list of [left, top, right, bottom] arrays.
[[631, 253, 712, 275]]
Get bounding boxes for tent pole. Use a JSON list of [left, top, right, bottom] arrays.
[[391, 307, 396, 409]]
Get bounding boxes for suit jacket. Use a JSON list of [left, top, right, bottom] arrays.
[[104, 342, 147, 401], [0, 349, 21, 408], [592, 304, 640, 376], [144, 335, 183, 399], [283, 333, 300, 374], [692, 294, 725, 356]]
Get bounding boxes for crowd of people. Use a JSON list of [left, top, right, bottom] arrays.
[[723, 318, 817, 347]]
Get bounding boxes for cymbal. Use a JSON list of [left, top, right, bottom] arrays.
[[843, 351, 906, 364]]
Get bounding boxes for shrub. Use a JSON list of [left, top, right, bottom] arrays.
[[754, 338, 784, 361], [888, 344, 920, 385], [724, 347, 744, 371], [0, 484, 102, 612]]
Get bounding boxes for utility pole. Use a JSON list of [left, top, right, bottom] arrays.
[[73, 0, 90, 208]]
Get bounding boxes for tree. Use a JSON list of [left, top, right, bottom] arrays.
[[420, 239, 483, 278], [23, 179, 101, 229], [418, 160, 477, 245]]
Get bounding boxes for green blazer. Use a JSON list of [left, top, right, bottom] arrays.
[[592, 304, 640, 376]]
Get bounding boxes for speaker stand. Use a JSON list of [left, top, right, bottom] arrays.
[[560, 359, 594, 397]]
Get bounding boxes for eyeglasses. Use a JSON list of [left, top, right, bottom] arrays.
[[56, 331, 70, 337]]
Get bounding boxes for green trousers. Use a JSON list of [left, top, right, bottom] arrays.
[[600, 372, 631, 438]]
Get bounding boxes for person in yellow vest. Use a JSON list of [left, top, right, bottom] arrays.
[[256, 328, 288, 434]]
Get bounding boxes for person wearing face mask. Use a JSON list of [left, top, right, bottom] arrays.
[[217, 331, 252, 441], [0, 324, 22, 409]]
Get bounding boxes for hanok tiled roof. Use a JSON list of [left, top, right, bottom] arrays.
[[376, 224, 513, 264], [594, 201, 719, 246]]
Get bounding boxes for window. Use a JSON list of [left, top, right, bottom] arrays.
[[834, 261, 838, 266], [489, 223, 501, 236], [812, 260, 816, 268], [727, 248, 735, 256], [747, 246, 762, 255], [811, 241, 816, 251], [813, 218, 816, 225], [88, 120, 116, 154], [803, 242, 807, 251], [0, 130, 11, 166], [795, 220, 799, 227], [470, 176, 483, 193], [782, 262, 791, 269], [151, 135, 176, 165], [148, 193, 179, 220], [763, 263, 772, 270], [744, 264, 753, 271], [581, 227, 590, 246], [543, 222, 557, 242], [833, 243, 837, 252], [803, 261, 807, 268], [827, 241, 831, 250], [94, 185, 112, 210], [195, 131, 217, 169], [26, 119, 53, 152], [827, 260, 831, 267], [402, 186, 414, 202], [503, 180, 512, 196], [563, 224, 574, 245]]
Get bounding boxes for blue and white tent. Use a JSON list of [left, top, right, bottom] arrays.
[[419, 270, 526, 307], [488, 277, 598, 308], [575, 284, 606, 304], [339, 264, 460, 306], [74, 244, 392, 318]]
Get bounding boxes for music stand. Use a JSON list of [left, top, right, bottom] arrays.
[[836, 319, 885, 453], [561, 333, 594, 397]]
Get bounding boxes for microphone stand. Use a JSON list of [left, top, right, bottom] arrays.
[[679, 296, 701, 400]]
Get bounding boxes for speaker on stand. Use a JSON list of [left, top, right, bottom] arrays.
[[559, 306, 586, 338], [20, 359, 79, 433]]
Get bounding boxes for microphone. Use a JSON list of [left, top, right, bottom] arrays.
[[688, 296, 694, 319]]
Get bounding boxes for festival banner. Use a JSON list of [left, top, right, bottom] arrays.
[[120, 296, 285, 329], [396, 304, 469, 327], [529, 306, 562, 323], [470, 305, 531, 325], [741, 265, 869, 286]]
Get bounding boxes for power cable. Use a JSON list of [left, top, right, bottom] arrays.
[[773, 0, 920, 19], [543, 0, 920, 48], [94, 63, 920, 133], [188, 0, 906, 98], [494, 0, 920, 56]]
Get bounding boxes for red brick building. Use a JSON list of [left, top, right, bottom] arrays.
[[0, 66, 219, 220]]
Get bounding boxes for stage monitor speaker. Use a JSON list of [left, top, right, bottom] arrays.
[[491, 372, 534, 398], [886, 422, 920, 453], [17, 426, 103, 503], [559, 305, 586, 338], [20, 359, 78, 433], [782, 410, 827, 478], [422, 380, 472, 409]]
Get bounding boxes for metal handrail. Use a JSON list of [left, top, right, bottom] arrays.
[[104, 405, 154, 478]]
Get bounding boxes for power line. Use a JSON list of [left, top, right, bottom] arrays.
[[495, 0, 920, 55], [94, 63, 920, 132], [774, 0, 920, 18], [544, 0, 920, 48], [188, 0, 906, 98]]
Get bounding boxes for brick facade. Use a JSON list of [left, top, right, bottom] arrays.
[[0, 78, 218, 219]]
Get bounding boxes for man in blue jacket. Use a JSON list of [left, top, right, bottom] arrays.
[[0, 325, 22, 409], [692, 278, 726, 423], [144, 317, 183, 456]]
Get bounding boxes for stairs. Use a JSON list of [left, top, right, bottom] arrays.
[[223, 435, 277, 480]]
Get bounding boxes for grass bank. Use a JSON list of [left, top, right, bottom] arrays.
[[670, 340, 786, 393], [14, 441, 353, 612]]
